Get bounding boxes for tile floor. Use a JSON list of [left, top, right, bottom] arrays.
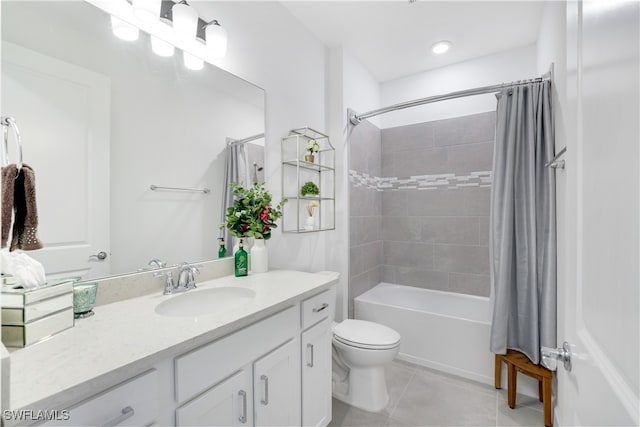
[[329, 360, 545, 427]]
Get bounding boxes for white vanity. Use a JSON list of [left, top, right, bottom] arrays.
[[5, 270, 337, 427]]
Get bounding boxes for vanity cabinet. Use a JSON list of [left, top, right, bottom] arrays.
[[176, 369, 253, 426], [40, 369, 159, 427], [253, 338, 301, 426], [302, 319, 332, 427]]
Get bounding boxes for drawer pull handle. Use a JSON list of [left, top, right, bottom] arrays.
[[238, 390, 247, 423], [260, 375, 269, 406], [313, 303, 329, 313], [101, 406, 134, 427], [307, 343, 315, 367]]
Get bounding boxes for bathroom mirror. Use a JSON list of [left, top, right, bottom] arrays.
[[1, 1, 265, 280]]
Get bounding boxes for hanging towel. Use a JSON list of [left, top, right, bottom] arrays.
[[1, 164, 17, 248], [1, 164, 43, 251]]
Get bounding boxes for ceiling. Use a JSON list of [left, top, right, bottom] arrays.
[[282, 1, 546, 82]]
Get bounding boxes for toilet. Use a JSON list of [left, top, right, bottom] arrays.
[[331, 319, 401, 412]]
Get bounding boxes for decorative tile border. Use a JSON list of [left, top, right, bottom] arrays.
[[349, 169, 492, 191]]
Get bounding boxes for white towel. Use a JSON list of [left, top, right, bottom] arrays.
[[1, 251, 46, 289]]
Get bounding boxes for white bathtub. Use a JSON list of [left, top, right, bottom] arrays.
[[354, 283, 494, 386]]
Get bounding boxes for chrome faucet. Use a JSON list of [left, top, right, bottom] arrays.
[[148, 258, 167, 269], [177, 262, 201, 290]]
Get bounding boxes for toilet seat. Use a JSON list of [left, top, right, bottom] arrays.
[[333, 319, 400, 350]]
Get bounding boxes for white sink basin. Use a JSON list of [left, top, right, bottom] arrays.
[[155, 287, 256, 317]]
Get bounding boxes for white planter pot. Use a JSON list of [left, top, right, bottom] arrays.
[[251, 238, 268, 273]]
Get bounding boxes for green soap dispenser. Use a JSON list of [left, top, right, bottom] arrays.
[[218, 237, 227, 258], [234, 239, 248, 277]]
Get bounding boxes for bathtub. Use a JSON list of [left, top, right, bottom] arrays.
[[354, 283, 494, 386]]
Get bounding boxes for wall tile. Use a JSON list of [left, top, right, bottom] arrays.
[[407, 189, 466, 216], [382, 265, 396, 283], [393, 147, 449, 177], [463, 187, 491, 216], [382, 216, 422, 242], [433, 111, 496, 147], [351, 216, 382, 247], [350, 119, 382, 176], [447, 142, 494, 175], [395, 267, 449, 291], [350, 185, 381, 217], [478, 216, 490, 246], [350, 241, 383, 278], [434, 244, 490, 275], [382, 122, 435, 154], [420, 217, 479, 245], [384, 241, 434, 269], [449, 273, 491, 297], [350, 266, 382, 301], [382, 191, 408, 216]]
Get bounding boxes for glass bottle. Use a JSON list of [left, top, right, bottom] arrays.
[[218, 237, 227, 258], [234, 239, 248, 277]]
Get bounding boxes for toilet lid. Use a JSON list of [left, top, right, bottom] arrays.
[[333, 319, 400, 349]]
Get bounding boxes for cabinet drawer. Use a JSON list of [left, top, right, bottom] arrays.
[[175, 305, 298, 404], [41, 369, 158, 427], [301, 287, 335, 330]]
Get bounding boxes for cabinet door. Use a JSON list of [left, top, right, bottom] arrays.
[[253, 338, 301, 426], [176, 369, 253, 427], [302, 318, 332, 427]]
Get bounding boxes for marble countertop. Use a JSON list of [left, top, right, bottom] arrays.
[[8, 270, 337, 413]]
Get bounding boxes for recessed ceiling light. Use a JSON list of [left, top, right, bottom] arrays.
[[431, 41, 452, 55]]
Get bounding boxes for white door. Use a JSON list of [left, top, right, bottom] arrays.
[[302, 318, 332, 427], [559, 1, 639, 425], [1, 42, 110, 279], [253, 338, 301, 427], [176, 369, 253, 427]]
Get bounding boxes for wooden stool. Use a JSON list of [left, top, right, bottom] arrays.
[[495, 349, 553, 427]]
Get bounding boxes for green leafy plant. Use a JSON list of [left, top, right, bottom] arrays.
[[306, 139, 320, 154], [220, 182, 286, 240], [300, 181, 320, 197]]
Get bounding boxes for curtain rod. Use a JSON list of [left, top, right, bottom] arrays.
[[227, 133, 265, 146], [350, 67, 553, 126]]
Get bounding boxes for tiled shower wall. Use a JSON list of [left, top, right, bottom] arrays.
[[348, 120, 382, 316], [380, 112, 495, 296]]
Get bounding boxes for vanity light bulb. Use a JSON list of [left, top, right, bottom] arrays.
[[183, 51, 204, 71], [132, 0, 161, 24], [172, 3, 199, 42], [151, 36, 175, 57], [205, 22, 227, 59], [111, 16, 139, 41]]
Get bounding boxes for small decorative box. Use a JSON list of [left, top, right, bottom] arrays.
[[1, 279, 74, 347]]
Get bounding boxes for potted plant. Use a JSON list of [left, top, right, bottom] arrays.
[[300, 181, 320, 197], [220, 182, 286, 273], [305, 139, 320, 163]]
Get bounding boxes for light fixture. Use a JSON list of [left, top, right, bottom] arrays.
[[151, 35, 175, 57], [111, 16, 139, 41], [183, 51, 204, 70], [132, 0, 161, 24], [172, 1, 199, 42], [204, 20, 228, 59], [431, 40, 452, 55]]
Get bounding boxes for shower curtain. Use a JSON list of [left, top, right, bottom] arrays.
[[220, 141, 249, 254], [489, 80, 556, 364]]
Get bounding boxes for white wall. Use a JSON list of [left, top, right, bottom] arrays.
[[380, 45, 537, 128]]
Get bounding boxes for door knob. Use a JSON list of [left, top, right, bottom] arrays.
[[541, 341, 572, 372], [89, 251, 108, 261]]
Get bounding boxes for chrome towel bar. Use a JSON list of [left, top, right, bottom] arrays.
[[150, 185, 210, 194]]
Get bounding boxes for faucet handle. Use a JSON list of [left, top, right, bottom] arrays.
[[154, 271, 176, 295], [148, 258, 167, 269]]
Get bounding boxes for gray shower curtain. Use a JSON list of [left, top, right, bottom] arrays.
[[489, 80, 556, 364], [220, 141, 248, 254]]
